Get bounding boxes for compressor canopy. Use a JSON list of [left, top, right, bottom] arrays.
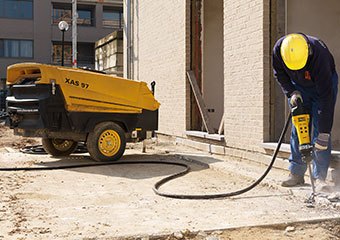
[[7, 62, 160, 114]]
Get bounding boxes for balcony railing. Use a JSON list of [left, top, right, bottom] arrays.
[[102, 19, 122, 29], [52, 15, 94, 26], [52, 55, 95, 66]]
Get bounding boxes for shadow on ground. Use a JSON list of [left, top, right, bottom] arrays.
[[33, 153, 224, 180], [28, 152, 295, 200]]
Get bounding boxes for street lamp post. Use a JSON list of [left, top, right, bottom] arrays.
[[58, 21, 69, 66], [72, 0, 78, 68]]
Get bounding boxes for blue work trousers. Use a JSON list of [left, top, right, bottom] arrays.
[[289, 72, 338, 180]]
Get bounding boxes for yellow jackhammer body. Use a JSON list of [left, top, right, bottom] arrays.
[[291, 100, 316, 202]]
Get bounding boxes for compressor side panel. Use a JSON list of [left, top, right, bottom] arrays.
[[5, 84, 148, 141]]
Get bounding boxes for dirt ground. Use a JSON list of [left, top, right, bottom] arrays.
[[1, 123, 340, 240], [0, 123, 40, 149]]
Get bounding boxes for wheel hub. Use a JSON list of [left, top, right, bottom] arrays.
[[52, 139, 74, 151], [98, 130, 121, 157]]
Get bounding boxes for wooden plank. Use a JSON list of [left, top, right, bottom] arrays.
[[218, 113, 224, 135], [186, 71, 214, 134]]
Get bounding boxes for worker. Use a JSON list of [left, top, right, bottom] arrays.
[[272, 33, 338, 188]]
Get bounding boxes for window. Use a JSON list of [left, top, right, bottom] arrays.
[[52, 42, 72, 65], [52, 6, 72, 25], [0, 0, 33, 19], [77, 43, 95, 66], [78, 9, 92, 25], [52, 42, 94, 66], [0, 39, 33, 58], [103, 7, 123, 29], [52, 4, 94, 26]]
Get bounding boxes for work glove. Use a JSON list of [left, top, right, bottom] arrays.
[[289, 91, 303, 107], [314, 133, 330, 151]]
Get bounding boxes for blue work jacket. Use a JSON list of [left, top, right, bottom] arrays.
[[272, 34, 337, 133]]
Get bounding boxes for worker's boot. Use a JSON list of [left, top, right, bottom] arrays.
[[315, 179, 332, 193], [281, 174, 305, 187]]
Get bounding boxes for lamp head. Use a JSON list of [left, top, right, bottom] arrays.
[[58, 21, 69, 31]]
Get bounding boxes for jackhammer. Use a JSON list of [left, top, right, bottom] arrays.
[[291, 99, 316, 203]]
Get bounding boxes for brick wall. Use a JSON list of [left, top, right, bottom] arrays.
[[131, 0, 189, 137], [224, 0, 270, 151], [129, 0, 271, 152]]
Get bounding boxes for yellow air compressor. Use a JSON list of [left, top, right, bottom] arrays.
[[5, 63, 160, 161]]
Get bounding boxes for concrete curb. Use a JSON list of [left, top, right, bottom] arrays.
[[174, 136, 340, 184]]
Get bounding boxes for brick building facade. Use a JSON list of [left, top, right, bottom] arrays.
[[0, 0, 123, 80], [124, 0, 190, 137], [123, 0, 340, 160]]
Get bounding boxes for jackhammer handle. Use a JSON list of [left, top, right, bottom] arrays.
[[296, 97, 303, 108]]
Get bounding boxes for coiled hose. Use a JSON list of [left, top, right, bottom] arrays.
[[0, 113, 291, 199]]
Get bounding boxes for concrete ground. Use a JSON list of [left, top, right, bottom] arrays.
[[0, 135, 340, 239]]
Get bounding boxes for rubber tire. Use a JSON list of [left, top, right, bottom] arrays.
[[87, 122, 126, 162], [42, 138, 78, 156]]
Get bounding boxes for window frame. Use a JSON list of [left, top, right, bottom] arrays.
[[52, 3, 95, 27], [52, 41, 94, 66], [102, 7, 123, 29], [52, 41, 72, 65]]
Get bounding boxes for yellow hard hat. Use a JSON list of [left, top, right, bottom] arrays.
[[280, 33, 309, 70]]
